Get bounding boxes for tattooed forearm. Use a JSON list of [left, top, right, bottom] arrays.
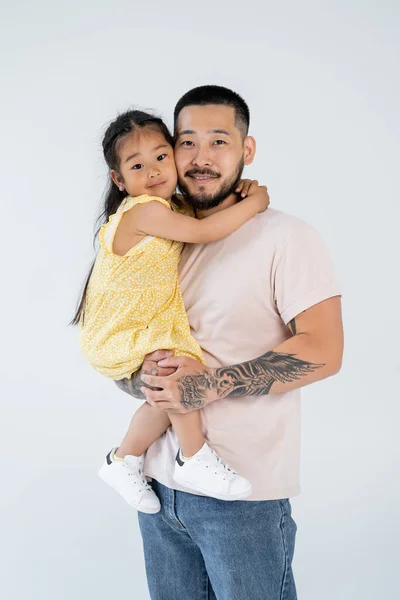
[[177, 351, 325, 407], [115, 370, 146, 398], [115, 365, 161, 399], [211, 351, 324, 398]]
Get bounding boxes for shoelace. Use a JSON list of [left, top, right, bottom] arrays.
[[123, 463, 152, 492], [210, 449, 238, 480]]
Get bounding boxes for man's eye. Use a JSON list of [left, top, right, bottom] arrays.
[[181, 141, 193, 147], [213, 140, 226, 145], [132, 163, 143, 170], [157, 153, 167, 161]]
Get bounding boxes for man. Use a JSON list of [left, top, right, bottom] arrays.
[[117, 85, 343, 599]]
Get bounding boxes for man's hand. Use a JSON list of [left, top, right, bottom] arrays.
[[115, 350, 177, 398], [140, 357, 217, 413], [142, 350, 177, 380]]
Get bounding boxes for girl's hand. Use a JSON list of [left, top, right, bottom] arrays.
[[236, 178, 257, 198], [236, 179, 270, 213]]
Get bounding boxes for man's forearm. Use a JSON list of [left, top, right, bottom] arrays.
[[177, 326, 341, 408], [139, 298, 343, 413], [115, 370, 146, 398], [200, 348, 323, 400], [116, 349, 316, 404]]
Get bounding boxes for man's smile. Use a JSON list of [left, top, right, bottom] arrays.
[[186, 169, 220, 185], [190, 175, 218, 183]]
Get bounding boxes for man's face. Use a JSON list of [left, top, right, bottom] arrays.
[[174, 105, 249, 211]]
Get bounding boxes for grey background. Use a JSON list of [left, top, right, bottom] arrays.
[[1, 1, 399, 598]]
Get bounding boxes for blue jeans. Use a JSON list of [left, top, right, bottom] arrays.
[[138, 480, 297, 600]]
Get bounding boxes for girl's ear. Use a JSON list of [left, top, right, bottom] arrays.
[[110, 170, 124, 191]]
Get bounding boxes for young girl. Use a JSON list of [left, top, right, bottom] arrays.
[[72, 109, 269, 514]]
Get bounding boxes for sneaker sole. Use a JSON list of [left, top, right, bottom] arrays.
[[173, 473, 252, 501], [98, 468, 161, 514]]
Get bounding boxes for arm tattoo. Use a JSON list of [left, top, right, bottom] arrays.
[[288, 318, 297, 335], [177, 371, 216, 410], [289, 310, 307, 336], [177, 351, 325, 407], [115, 366, 161, 399]]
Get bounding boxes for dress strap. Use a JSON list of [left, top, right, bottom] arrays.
[[119, 194, 171, 213], [99, 194, 170, 254]]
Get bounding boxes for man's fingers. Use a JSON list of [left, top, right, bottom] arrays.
[[142, 363, 176, 377], [141, 373, 168, 388], [144, 350, 174, 362], [142, 349, 177, 377], [141, 361, 160, 376], [157, 356, 186, 369], [145, 399, 177, 412], [156, 367, 176, 377], [143, 388, 183, 413], [141, 387, 169, 402]]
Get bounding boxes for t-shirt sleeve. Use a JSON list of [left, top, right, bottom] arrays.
[[273, 221, 341, 325]]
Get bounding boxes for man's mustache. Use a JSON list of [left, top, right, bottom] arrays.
[[185, 168, 220, 178]]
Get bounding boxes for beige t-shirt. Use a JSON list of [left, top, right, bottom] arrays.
[[145, 208, 341, 500]]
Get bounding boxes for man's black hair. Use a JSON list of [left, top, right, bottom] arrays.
[[173, 85, 250, 137]]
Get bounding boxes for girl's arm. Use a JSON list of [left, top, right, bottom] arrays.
[[133, 183, 269, 244]]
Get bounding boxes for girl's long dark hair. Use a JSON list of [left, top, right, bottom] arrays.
[[70, 109, 174, 325]]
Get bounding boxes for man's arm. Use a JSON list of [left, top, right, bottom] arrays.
[[115, 369, 146, 398], [140, 296, 343, 412]]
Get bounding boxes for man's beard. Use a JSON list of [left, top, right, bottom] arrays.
[[178, 157, 245, 211]]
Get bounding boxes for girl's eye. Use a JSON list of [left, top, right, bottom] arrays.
[[157, 153, 167, 161], [213, 140, 226, 145], [132, 163, 143, 170]]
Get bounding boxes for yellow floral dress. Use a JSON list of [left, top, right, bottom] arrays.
[[80, 194, 204, 380]]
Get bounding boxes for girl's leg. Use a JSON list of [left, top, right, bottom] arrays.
[[168, 412, 205, 458], [100, 403, 166, 513], [112, 406, 252, 503], [116, 403, 171, 458], [116, 404, 205, 460]]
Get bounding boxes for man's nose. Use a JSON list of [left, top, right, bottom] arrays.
[[192, 145, 212, 167]]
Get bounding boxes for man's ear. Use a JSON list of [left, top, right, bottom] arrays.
[[243, 136, 256, 166], [110, 169, 124, 190]]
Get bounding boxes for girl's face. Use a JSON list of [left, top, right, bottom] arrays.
[[111, 127, 177, 200]]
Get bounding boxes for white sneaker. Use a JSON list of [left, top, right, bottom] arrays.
[[173, 443, 252, 501], [98, 448, 161, 514]]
